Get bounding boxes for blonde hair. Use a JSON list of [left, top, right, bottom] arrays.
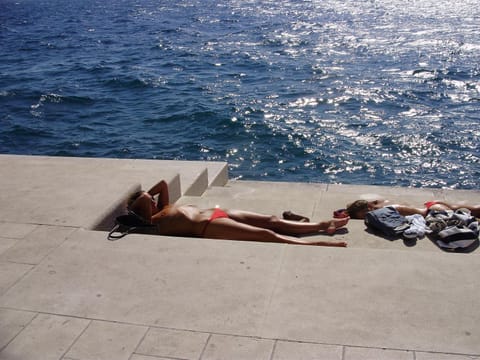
[[346, 200, 369, 219]]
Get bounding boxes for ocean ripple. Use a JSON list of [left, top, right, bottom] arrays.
[[0, 0, 479, 189]]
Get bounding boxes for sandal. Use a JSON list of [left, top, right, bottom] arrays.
[[282, 211, 310, 223]]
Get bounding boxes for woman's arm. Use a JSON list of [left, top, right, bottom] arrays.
[[147, 180, 169, 210]]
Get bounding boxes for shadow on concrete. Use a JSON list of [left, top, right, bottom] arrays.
[[427, 235, 480, 253]]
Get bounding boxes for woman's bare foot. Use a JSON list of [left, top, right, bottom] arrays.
[[322, 218, 350, 235]]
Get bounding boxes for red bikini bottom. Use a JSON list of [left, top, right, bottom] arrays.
[[424, 201, 439, 209], [201, 208, 230, 237], [209, 208, 229, 221]]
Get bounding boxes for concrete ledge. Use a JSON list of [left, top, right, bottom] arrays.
[[90, 182, 141, 232], [183, 168, 208, 196], [182, 165, 229, 195], [0, 155, 221, 229], [1, 155, 480, 359], [208, 162, 229, 187]]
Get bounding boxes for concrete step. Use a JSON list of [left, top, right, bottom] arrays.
[[0, 155, 228, 231], [134, 158, 228, 196]]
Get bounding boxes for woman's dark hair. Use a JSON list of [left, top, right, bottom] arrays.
[[127, 190, 144, 209], [346, 200, 369, 219]]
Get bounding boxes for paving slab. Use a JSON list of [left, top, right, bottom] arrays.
[[344, 347, 414, 360], [130, 355, 169, 360], [272, 341, 343, 360], [137, 328, 209, 360], [201, 334, 275, 360], [0, 223, 38, 239], [0, 225, 76, 265], [0, 313, 89, 360], [415, 353, 480, 360], [65, 320, 148, 360], [0, 308, 36, 350], [0, 262, 33, 296], [0, 238, 17, 257]]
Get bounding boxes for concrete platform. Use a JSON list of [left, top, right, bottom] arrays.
[[0, 155, 479, 360]]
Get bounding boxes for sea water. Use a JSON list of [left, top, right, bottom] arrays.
[[1, 0, 479, 188]]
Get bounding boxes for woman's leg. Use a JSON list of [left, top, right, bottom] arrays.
[[202, 218, 347, 247], [394, 205, 428, 217], [431, 202, 480, 217], [225, 210, 348, 235]]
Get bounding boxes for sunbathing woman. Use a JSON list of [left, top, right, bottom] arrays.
[[345, 198, 480, 219], [127, 180, 349, 247]]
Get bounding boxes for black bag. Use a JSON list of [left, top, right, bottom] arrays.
[[107, 211, 155, 240], [364, 206, 410, 238]]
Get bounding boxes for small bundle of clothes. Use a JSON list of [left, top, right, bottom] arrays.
[[425, 208, 479, 250], [363, 206, 479, 251]]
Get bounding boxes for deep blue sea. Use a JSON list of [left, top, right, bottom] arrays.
[[1, 0, 479, 189]]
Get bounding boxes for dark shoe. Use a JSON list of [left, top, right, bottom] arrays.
[[282, 211, 310, 222]]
